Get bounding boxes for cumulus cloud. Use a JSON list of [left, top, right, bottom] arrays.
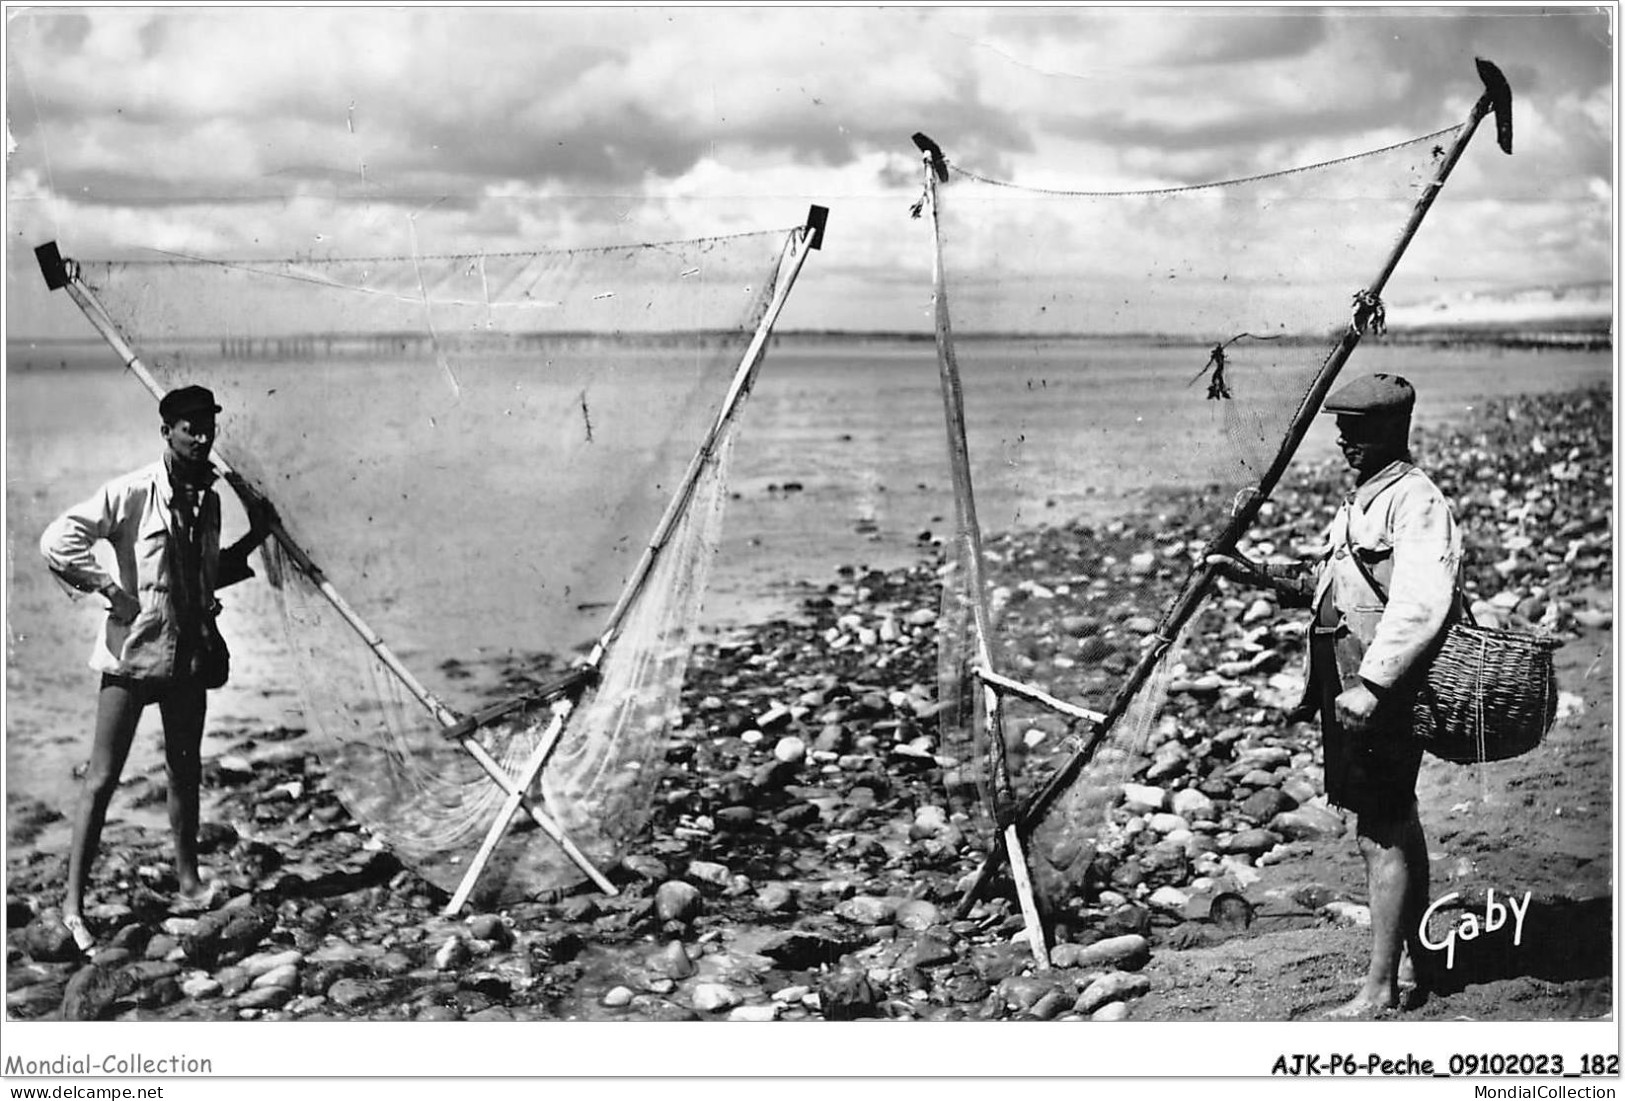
[[5, 6, 1612, 333]]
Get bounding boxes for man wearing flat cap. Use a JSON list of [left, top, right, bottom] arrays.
[[1210, 372, 1462, 1016], [41, 384, 276, 953]]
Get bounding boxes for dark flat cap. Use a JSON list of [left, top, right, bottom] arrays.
[[1323, 373, 1415, 417], [159, 385, 221, 422]]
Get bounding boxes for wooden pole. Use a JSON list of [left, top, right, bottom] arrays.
[[49, 264, 619, 897], [443, 703, 617, 914], [920, 143, 1049, 968], [954, 60, 1512, 917], [595, 215, 825, 655], [975, 666, 1107, 726], [441, 213, 827, 910]]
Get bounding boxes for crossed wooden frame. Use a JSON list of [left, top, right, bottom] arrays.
[[38, 205, 828, 914], [914, 57, 1512, 965]]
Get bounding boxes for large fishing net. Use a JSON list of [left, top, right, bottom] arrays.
[[69, 215, 816, 902], [922, 125, 1466, 918]]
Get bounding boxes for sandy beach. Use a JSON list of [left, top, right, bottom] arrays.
[[3, 336, 1613, 1027]]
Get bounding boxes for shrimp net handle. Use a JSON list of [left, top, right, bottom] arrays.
[[955, 60, 1509, 913]]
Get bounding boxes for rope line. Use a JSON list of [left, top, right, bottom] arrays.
[[91, 226, 799, 268], [948, 126, 1460, 197], [77, 229, 798, 310]]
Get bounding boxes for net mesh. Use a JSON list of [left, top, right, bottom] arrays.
[[74, 222, 801, 902], [926, 130, 1457, 910]]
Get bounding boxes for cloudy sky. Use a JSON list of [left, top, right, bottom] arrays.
[[4, 5, 1614, 336]]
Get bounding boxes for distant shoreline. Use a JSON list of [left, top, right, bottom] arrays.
[[6, 323, 1614, 367]]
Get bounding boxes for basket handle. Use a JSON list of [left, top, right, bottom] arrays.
[[1342, 523, 1475, 628]]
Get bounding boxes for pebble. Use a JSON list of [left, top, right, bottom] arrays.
[[1322, 901, 1371, 927], [1147, 812, 1190, 835], [1075, 971, 1152, 1014], [1281, 777, 1318, 805], [691, 983, 742, 1012], [894, 900, 941, 931], [215, 966, 253, 997], [181, 974, 222, 999], [1237, 746, 1293, 770], [1269, 806, 1346, 841], [376, 951, 415, 976], [433, 937, 469, 970], [819, 967, 882, 1019], [236, 985, 293, 1011], [621, 855, 668, 881], [467, 914, 510, 947], [834, 895, 898, 926], [251, 963, 300, 990], [908, 936, 957, 970], [326, 978, 383, 1010], [61, 965, 140, 1021], [1148, 886, 1190, 910], [998, 973, 1070, 1013], [1120, 784, 1167, 813], [647, 940, 695, 980], [756, 704, 793, 730], [144, 935, 180, 961], [1220, 859, 1262, 888], [7, 981, 67, 1020], [727, 1003, 779, 1022], [1240, 788, 1296, 821], [1050, 934, 1151, 972], [1171, 789, 1217, 820], [1241, 599, 1276, 625], [239, 948, 304, 978], [92, 948, 132, 969], [654, 881, 703, 924], [1028, 989, 1073, 1020], [1222, 828, 1282, 856], [686, 861, 733, 888], [754, 882, 796, 914], [602, 986, 635, 1008]]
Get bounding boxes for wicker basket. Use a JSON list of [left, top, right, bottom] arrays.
[[1410, 622, 1562, 763]]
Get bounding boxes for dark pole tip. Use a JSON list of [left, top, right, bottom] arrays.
[[911, 132, 949, 182], [805, 204, 829, 250], [1474, 57, 1514, 154], [35, 241, 70, 290]]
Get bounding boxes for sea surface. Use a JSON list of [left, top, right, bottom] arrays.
[[4, 334, 1612, 819]]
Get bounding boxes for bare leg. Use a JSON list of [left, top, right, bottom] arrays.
[[158, 680, 209, 897], [1327, 800, 1427, 1017], [65, 677, 146, 922], [1400, 806, 1431, 994]]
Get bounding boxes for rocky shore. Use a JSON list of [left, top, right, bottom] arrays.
[[6, 385, 1612, 1023]]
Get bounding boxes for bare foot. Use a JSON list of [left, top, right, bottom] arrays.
[[1323, 989, 1399, 1019], [171, 878, 218, 915]]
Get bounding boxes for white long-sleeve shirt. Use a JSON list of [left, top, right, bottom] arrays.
[[1310, 459, 1463, 691], [40, 458, 253, 678]]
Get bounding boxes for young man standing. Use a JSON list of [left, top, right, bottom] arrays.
[[41, 385, 275, 952]]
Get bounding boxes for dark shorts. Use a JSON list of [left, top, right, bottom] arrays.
[[98, 672, 207, 708], [1311, 632, 1422, 824]]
